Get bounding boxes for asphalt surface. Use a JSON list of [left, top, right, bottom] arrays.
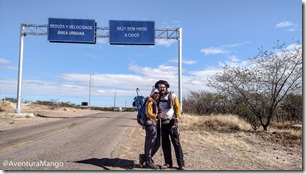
[[0, 112, 136, 170]]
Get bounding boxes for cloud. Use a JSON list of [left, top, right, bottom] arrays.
[[0, 58, 10, 64], [0, 61, 223, 99], [0, 59, 243, 105], [155, 39, 177, 47], [200, 47, 229, 55], [275, 21, 295, 28], [275, 21, 298, 32], [200, 42, 250, 56], [289, 28, 297, 32], [0, 58, 17, 71], [168, 58, 197, 65], [5, 66, 17, 70], [183, 60, 197, 65], [129, 64, 177, 80], [224, 42, 250, 48], [219, 55, 250, 68]]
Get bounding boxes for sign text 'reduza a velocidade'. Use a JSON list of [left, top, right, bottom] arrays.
[[116, 26, 148, 37], [49, 24, 93, 36]]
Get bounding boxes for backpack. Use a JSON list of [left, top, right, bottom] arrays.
[[133, 95, 147, 127], [159, 91, 174, 109]]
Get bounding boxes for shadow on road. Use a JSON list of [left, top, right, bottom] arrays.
[[74, 158, 138, 170]]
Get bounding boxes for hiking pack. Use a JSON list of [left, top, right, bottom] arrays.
[[134, 88, 147, 127], [159, 91, 174, 109], [134, 87, 175, 127]]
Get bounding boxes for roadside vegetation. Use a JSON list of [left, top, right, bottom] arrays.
[[181, 41, 302, 149], [180, 114, 302, 148], [184, 41, 302, 131]]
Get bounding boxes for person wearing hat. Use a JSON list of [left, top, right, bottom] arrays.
[[155, 80, 185, 170], [139, 87, 160, 169]]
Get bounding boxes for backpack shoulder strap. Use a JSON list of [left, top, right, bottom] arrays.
[[169, 91, 174, 106]]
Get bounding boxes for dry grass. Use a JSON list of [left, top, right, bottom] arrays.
[[180, 113, 302, 148], [179, 114, 254, 153], [180, 114, 252, 133]]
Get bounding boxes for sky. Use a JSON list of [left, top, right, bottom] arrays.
[[0, 0, 302, 109]]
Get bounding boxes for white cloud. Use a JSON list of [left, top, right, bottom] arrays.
[[0, 58, 17, 71], [275, 21, 295, 28], [189, 68, 221, 77], [224, 42, 250, 48], [0, 61, 227, 100], [228, 55, 239, 62], [183, 60, 196, 65], [275, 21, 298, 32], [200, 42, 250, 56], [219, 55, 250, 68], [155, 39, 177, 47], [200, 47, 229, 55], [5, 66, 17, 70], [0, 59, 248, 105], [0, 58, 10, 64], [168, 58, 197, 65]]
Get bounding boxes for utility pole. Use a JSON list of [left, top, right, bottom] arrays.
[[113, 91, 117, 111], [88, 74, 92, 109]]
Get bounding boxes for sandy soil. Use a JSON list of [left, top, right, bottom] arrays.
[[112, 115, 302, 171], [0, 101, 102, 130], [0, 101, 302, 171]]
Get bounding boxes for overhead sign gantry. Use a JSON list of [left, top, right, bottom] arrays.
[[16, 18, 182, 113]]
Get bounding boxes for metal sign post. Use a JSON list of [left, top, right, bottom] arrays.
[[16, 24, 26, 114], [15, 20, 183, 113], [178, 28, 183, 112]]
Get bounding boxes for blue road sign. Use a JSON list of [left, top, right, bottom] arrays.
[[48, 18, 96, 44], [109, 20, 155, 45]]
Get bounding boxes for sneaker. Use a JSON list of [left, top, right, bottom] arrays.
[[139, 154, 145, 167], [146, 162, 159, 169], [161, 163, 172, 169], [178, 165, 184, 170]]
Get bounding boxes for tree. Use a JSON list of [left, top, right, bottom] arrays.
[[279, 93, 302, 122], [183, 91, 229, 115], [209, 41, 302, 131]]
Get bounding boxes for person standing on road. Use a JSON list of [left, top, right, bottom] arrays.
[[155, 80, 185, 170], [139, 88, 160, 169]]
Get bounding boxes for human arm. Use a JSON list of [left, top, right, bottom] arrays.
[[146, 99, 157, 120], [173, 95, 181, 121]]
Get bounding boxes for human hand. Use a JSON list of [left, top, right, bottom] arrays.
[[157, 113, 163, 119]]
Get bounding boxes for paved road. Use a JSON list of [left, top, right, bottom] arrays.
[[0, 112, 136, 170]]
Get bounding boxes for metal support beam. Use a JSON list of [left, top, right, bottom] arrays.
[[96, 27, 110, 38], [23, 24, 48, 36]]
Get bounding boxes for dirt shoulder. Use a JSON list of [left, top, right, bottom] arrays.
[[113, 115, 302, 171], [0, 102, 102, 131]]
